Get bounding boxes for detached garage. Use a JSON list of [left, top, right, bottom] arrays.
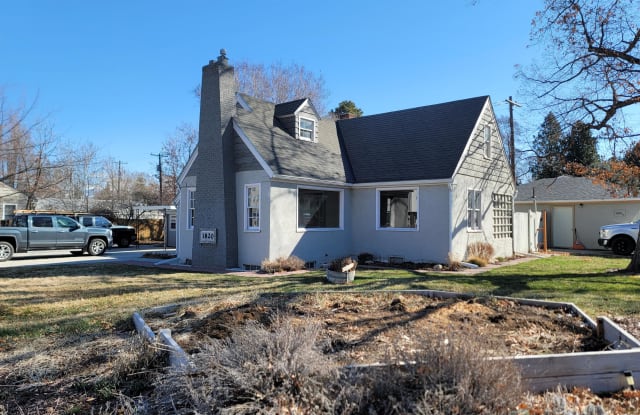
[[515, 176, 640, 251]]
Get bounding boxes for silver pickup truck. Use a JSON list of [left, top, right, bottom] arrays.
[[598, 219, 639, 255], [0, 214, 113, 261]]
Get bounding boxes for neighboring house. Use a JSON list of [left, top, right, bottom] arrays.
[[175, 51, 515, 269], [515, 175, 640, 250], [0, 182, 28, 225]]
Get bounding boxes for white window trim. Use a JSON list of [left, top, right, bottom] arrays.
[[483, 125, 492, 159], [299, 117, 315, 142], [296, 185, 344, 232], [376, 187, 419, 231], [187, 188, 196, 230], [2, 203, 17, 220], [244, 183, 261, 232], [467, 188, 482, 232]]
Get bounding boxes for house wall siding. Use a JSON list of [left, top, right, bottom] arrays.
[[350, 185, 451, 264], [234, 135, 262, 171], [268, 181, 351, 266], [277, 103, 318, 141], [452, 103, 515, 260], [235, 170, 271, 268]]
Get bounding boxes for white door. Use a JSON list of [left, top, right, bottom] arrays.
[[552, 206, 574, 248]]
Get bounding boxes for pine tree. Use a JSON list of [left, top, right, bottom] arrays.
[[531, 112, 564, 179], [563, 121, 599, 167]]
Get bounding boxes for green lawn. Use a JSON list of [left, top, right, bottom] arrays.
[[0, 255, 638, 349]]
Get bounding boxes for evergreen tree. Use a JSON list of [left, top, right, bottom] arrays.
[[563, 121, 599, 167], [531, 112, 564, 179], [623, 141, 640, 168], [330, 100, 363, 119]]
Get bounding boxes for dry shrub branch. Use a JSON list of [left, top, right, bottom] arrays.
[[167, 315, 525, 414]]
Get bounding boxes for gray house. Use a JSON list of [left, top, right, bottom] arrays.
[[515, 175, 640, 250], [175, 51, 515, 269], [0, 182, 28, 225]]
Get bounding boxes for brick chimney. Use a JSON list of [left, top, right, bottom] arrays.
[[191, 49, 238, 268]]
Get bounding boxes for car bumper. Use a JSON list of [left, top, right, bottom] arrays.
[[597, 238, 609, 247]]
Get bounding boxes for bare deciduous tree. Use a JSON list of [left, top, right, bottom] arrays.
[[522, 0, 640, 272], [520, 0, 640, 140], [161, 123, 197, 204], [194, 59, 329, 115]]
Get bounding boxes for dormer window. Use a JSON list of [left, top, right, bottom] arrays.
[[299, 117, 315, 141]]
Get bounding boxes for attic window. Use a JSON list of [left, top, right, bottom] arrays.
[[299, 117, 315, 141], [484, 125, 492, 158]]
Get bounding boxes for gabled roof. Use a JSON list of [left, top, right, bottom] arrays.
[[233, 94, 490, 185], [515, 175, 633, 202], [274, 98, 307, 118], [235, 95, 348, 182], [337, 96, 489, 183]]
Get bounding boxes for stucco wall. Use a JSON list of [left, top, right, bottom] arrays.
[[350, 184, 451, 264], [176, 175, 196, 264], [235, 170, 271, 268], [268, 181, 351, 266]]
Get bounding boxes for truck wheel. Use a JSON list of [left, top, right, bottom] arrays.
[[118, 237, 130, 248], [88, 238, 107, 256], [610, 236, 635, 256], [0, 241, 14, 261]]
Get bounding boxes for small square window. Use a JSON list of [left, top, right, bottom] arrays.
[[378, 189, 418, 229], [299, 118, 315, 140]]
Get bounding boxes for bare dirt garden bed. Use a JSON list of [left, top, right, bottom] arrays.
[[143, 291, 609, 364]]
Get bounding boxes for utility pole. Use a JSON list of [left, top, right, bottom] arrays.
[[505, 96, 521, 180], [151, 153, 167, 205], [116, 161, 127, 211]]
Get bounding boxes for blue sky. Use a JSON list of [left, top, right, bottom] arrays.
[[2, 1, 543, 175]]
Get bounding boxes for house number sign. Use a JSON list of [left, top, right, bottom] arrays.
[[200, 229, 217, 244]]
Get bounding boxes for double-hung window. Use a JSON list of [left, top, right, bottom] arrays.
[[299, 117, 315, 141], [377, 189, 418, 230], [468, 189, 482, 231], [188, 190, 196, 229], [245, 184, 260, 231], [298, 187, 341, 229]]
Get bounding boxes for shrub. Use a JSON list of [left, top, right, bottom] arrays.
[[357, 252, 375, 264], [260, 256, 306, 273], [467, 241, 495, 262], [447, 252, 462, 271], [340, 331, 524, 414], [175, 314, 340, 414], [328, 256, 357, 272], [466, 255, 489, 267]]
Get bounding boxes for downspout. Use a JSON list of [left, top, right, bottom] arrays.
[[448, 182, 455, 257]]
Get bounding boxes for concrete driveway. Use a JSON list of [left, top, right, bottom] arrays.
[[0, 246, 177, 268]]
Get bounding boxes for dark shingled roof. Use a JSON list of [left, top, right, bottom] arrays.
[[336, 96, 488, 183], [516, 176, 621, 202], [274, 98, 307, 118], [234, 94, 489, 184]]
